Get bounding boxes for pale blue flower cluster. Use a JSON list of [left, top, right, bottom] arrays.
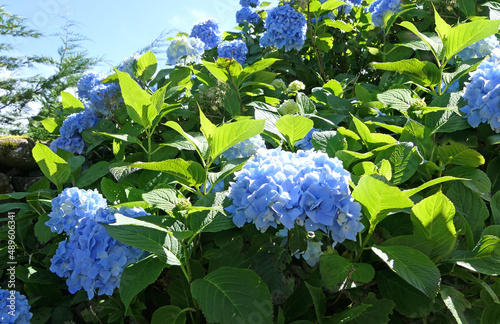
[[190, 19, 222, 50], [221, 135, 266, 160], [457, 36, 500, 61], [77, 71, 105, 99], [260, 4, 307, 52], [49, 110, 99, 154], [47, 188, 148, 300], [236, 7, 260, 25], [167, 36, 205, 65], [293, 240, 323, 266], [77, 71, 123, 117], [461, 47, 500, 132], [240, 0, 260, 7], [0, 289, 32, 323], [217, 39, 249, 65], [117, 53, 140, 77], [367, 0, 401, 28], [227, 148, 364, 245], [295, 128, 319, 150]]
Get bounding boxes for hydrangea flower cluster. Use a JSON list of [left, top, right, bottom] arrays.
[[260, 4, 307, 52], [287, 80, 305, 93], [50, 109, 99, 154], [0, 289, 32, 323], [77, 71, 105, 99], [271, 79, 287, 92], [167, 36, 205, 65], [190, 19, 222, 50], [278, 99, 300, 115], [293, 240, 323, 266], [117, 53, 140, 77], [217, 40, 249, 65], [221, 135, 266, 160], [236, 7, 260, 25], [461, 47, 500, 132], [457, 35, 500, 61], [77, 71, 123, 118], [46, 188, 148, 299], [240, 0, 260, 7], [227, 148, 364, 245], [295, 128, 320, 150], [367, 0, 401, 28]]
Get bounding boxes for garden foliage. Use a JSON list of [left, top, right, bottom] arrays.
[[2, 0, 500, 323]]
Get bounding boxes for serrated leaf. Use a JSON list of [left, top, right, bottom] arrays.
[[74, 161, 110, 188], [446, 166, 492, 201], [136, 50, 157, 82], [372, 245, 441, 300], [389, 144, 421, 185], [151, 305, 186, 324], [440, 285, 471, 324], [276, 115, 314, 148], [351, 115, 396, 150], [377, 88, 416, 112], [191, 267, 273, 324], [142, 188, 180, 212], [61, 91, 85, 113], [190, 192, 234, 234], [32, 143, 71, 188], [312, 131, 347, 157], [131, 159, 205, 187], [437, 142, 484, 167], [371, 59, 440, 86], [444, 235, 500, 275], [165, 121, 209, 160]]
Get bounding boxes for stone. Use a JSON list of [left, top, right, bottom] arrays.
[[0, 172, 13, 194], [0, 136, 38, 171]]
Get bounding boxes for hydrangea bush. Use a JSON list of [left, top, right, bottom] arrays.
[[4, 1, 500, 323]]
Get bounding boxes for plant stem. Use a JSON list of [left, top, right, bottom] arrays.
[[226, 66, 244, 114], [307, 2, 326, 83]]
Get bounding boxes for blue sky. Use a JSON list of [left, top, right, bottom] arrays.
[[3, 0, 277, 74]]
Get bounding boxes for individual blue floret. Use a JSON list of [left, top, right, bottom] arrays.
[[0, 289, 33, 323], [217, 39, 249, 65], [190, 19, 222, 50], [260, 4, 307, 52], [460, 47, 500, 133]]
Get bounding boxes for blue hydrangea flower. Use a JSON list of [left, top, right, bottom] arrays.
[[260, 4, 307, 52], [87, 82, 123, 117], [226, 148, 364, 246], [190, 19, 222, 50], [0, 289, 33, 323], [295, 128, 320, 150], [46, 187, 108, 234], [217, 39, 249, 65], [457, 35, 500, 61], [77, 71, 105, 100], [236, 7, 261, 25], [167, 36, 205, 65], [222, 135, 266, 160], [47, 188, 148, 300], [240, 0, 261, 7], [50, 109, 99, 154], [292, 240, 323, 266], [204, 180, 225, 193], [460, 47, 500, 132], [367, 0, 401, 28], [117, 53, 140, 77]]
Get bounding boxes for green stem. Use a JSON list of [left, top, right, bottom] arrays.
[[181, 241, 192, 282], [147, 129, 152, 162], [307, 2, 326, 83]]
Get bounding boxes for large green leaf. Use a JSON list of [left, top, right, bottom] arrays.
[[190, 192, 234, 234], [410, 192, 456, 258], [312, 131, 347, 158], [371, 59, 441, 86], [165, 121, 209, 160], [399, 120, 435, 161], [389, 144, 421, 185], [371, 245, 441, 300], [349, 293, 395, 324], [210, 119, 265, 161], [120, 256, 166, 313], [444, 235, 500, 275], [320, 254, 375, 292], [403, 176, 462, 198], [377, 88, 417, 112], [136, 50, 157, 82], [130, 159, 205, 187], [142, 188, 180, 212], [399, 21, 442, 58], [61, 91, 85, 114], [446, 166, 492, 201], [439, 285, 471, 324], [151, 306, 186, 324], [492, 192, 500, 225], [437, 142, 485, 167], [74, 161, 110, 188], [191, 267, 273, 324], [352, 175, 414, 228], [104, 214, 181, 265], [116, 69, 157, 128], [305, 282, 326, 323], [32, 143, 70, 188], [351, 116, 397, 150], [276, 115, 314, 148]]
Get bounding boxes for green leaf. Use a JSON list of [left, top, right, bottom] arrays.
[[439, 285, 471, 324], [136, 50, 157, 82], [296, 92, 317, 115], [32, 143, 71, 188], [142, 188, 180, 212], [324, 19, 354, 32], [198, 108, 216, 142], [351, 115, 396, 149], [41, 118, 59, 133], [492, 192, 500, 225], [321, 0, 346, 10], [165, 121, 209, 160], [327, 303, 372, 324], [203, 61, 229, 82], [305, 282, 326, 323], [389, 144, 421, 185], [320, 254, 375, 292], [276, 115, 314, 148], [352, 175, 414, 228], [130, 159, 205, 187], [93, 131, 142, 145], [370, 59, 441, 86], [151, 85, 167, 113], [444, 235, 500, 275], [371, 245, 441, 300], [191, 267, 273, 324], [74, 161, 110, 188], [61, 91, 85, 113], [210, 119, 265, 161], [444, 19, 500, 62], [335, 150, 374, 168], [100, 177, 127, 204], [399, 21, 441, 58], [400, 120, 435, 161], [116, 69, 156, 128], [104, 214, 181, 265], [120, 256, 166, 313], [481, 304, 500, 324], [410, 192, 456, 258], [437, 142, 485, 167], [433, 7, 451, 45], [241, 58, 280, 78], [34, 213, 55, 244], [446, 167, 492, 201], [349, 294, 395, 324], [151, 306, 186, 324], [312, 131, 347, 157], [323, 79, 343, 96], [190, 192, 234, 234], [403, 176, 462, 198], [377, 271, 435, 318], [377, 88, 416, 112], [487, 156, 500, 195]]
